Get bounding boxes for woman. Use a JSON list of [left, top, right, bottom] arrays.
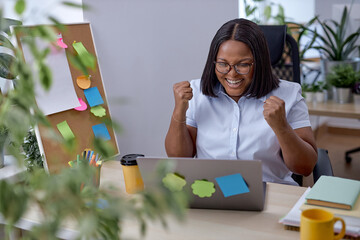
[[165, 18, 317, 185]]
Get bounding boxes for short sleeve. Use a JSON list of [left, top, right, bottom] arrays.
[[287, 85, 311, 129], [185, 80, 198, 128]]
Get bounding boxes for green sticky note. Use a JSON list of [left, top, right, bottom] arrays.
[[56, 120, 75, 140], [72, 42, 96, 69], [162, 173, 186, 192], [90, 105, 106, 117], [191, 180, 216, 198]]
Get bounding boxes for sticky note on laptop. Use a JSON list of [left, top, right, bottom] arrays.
[[215, 173, 249, 197], [162, 173, 187, 192], [191, 180, 216, 198]]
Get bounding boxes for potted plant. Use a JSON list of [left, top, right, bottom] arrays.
[[352, 82, 360, 104], [312, 81, 328, 103], [327, 64, 359, 103], [301, 83, 314, 102], [0, 15, 21, 169], [309, 4, 360, 96]]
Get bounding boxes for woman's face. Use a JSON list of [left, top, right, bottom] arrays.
[[215, 40, 254, 102]]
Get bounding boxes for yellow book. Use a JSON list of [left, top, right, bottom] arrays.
[[301, 193, 360, 218]]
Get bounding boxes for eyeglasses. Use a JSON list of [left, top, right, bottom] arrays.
[[214, 61, 254, 75]]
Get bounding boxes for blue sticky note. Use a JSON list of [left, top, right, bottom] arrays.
[[215, 173, 249, 197], [84, 87, 104, 107], [92, 123, 111, 141]]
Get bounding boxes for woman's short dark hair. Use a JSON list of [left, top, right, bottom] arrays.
[[201, 18, 279, 98]]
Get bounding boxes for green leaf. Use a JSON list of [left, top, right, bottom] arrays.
[[38, 63, 52, 90], [35, 25, 57, 42], [93, 137, 116, 160], [0, 53, 17, 79], [0, 35, 15, 50], [67, 54, 89, 75], [339, 6, 348, 40], [61, 1, 91, 10], [0, 180, 29, 226], [263, 6, 272, 21], [0, 18, 22, 35], [14, 0, 26, 15], [48, 16, 66, 32], [278, 5, 285, 18]]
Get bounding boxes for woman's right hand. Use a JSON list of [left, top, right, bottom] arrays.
[[172, 81, 193, 120]]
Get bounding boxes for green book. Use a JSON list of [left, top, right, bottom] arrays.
[[305, 176, 360, 210]]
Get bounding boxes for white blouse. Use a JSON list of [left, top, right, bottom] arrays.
[[186, 79, 311, 185]]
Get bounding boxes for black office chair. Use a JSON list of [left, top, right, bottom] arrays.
[[259, 25, 300, 84], [260, 25, 334, 186], [345, 147, 360, 163], [313, 149, 334, 183], [291, 148, 334, 186]]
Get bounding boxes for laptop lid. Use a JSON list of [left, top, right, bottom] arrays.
[[137, 157, 265, 211]]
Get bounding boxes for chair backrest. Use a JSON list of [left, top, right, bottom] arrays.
[[313, 148, 334, 184], [291, 148, 334, 186], [259, 25, 301, 84]]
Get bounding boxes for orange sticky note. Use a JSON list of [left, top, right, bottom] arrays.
[[76, 75, 91, 89]]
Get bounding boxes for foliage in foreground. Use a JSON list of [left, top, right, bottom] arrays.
[[0, 160, 188, 239], [0, 2, 188, 239]]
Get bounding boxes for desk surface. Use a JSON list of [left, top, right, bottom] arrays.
[[0, 155, 26, 181], [307, 100, 360, 119], [5, 161, 306, 240]]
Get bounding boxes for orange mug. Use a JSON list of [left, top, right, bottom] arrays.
[[301, 208, 346, 240], [120, 154, 144, 194]]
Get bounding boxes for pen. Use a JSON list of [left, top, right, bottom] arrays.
[[86, 151, 91, 162], [90, 154, 96, 166], [89, 151, 94, 163]]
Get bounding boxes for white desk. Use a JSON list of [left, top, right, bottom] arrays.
[[307, 100, 360, 119], [2, 161, 306, 240]]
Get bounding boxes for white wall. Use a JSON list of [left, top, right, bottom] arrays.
[[315, 0, 354, 21], [83, 0, 238, 157], [0, 0, 83, 92], [267, 0, 315, 23], [1, 0, 83, 24]]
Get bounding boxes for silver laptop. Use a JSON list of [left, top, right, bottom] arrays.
[[137, 157, 266, 211]]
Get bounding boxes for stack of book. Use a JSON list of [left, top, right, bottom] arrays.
[[279, 176, 360, 239]]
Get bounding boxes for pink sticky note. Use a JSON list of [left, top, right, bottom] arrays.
[[57, 38, 68, 49], [74, 98, 87, 111]]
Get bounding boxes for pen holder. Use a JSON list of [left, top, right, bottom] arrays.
[[120, 154, 144, 194], [80, 165, 102, 190], [93, 165, 101, 188]]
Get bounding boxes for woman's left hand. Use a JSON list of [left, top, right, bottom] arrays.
[[263, 96, 288, 131]]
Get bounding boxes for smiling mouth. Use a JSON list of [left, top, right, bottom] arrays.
[[225, 78, 243, 88]]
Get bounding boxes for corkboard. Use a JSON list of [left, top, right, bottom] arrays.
[[15, 23, 119, 173]]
